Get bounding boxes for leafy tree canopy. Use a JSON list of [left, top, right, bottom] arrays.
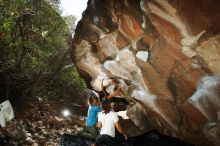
[[0, 0, 86, 104]]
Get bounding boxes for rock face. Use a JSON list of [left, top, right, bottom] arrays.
[[72, 0, 220, 145]]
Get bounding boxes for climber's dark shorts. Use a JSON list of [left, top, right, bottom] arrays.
[[95, 134, 115, 146]]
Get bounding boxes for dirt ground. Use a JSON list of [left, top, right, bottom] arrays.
[[1, 97, 87, 146]]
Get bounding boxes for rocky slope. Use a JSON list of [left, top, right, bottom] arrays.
[[72, 0, 220, 145]]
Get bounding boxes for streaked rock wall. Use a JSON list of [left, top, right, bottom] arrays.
[[72, 0, 220, 145]]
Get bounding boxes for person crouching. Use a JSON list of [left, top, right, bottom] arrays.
[[92, 100, 127, 146]]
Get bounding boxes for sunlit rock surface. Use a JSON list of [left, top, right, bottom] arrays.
[[72, 0, 220, 145]]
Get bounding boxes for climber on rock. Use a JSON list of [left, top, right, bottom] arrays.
[[80, 96, 101, 140]]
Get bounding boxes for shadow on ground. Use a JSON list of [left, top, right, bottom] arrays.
[[60, 130, 194, 146]]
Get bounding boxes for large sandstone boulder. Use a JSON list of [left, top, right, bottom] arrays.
[[72, 0, 220, 145]]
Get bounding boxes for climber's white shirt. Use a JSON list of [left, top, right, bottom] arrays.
[[0, 100, 14, 127], [98, 111, 119, 137]]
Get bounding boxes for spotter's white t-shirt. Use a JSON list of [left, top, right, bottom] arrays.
[[98, 111, 119, 137], [0, 100, 14, 127]]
